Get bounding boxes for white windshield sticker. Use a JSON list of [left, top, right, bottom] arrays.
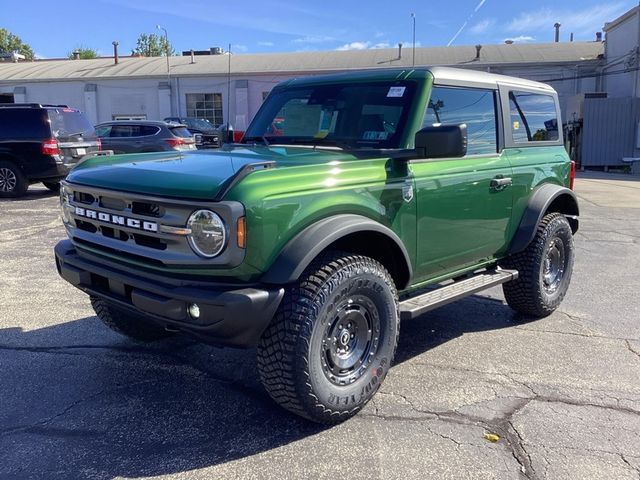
[[387, 86, 406, 97]]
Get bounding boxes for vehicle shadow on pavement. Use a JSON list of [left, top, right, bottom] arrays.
[[0, 294, 523, 478], [0, 186, 58, 202]]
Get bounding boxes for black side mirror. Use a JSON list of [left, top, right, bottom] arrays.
[[415, 124, 467, 159]]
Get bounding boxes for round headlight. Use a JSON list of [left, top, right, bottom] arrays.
[[187, 210, 226, 258], [59, 185, 72, 224]]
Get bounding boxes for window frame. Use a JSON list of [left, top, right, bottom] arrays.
[[185, 92, 223, 126], [498, 84, 563, 148], [423, 83, 503, 158]]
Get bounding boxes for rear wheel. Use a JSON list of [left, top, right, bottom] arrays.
[[501, 212, 574, 317], [257, 251, 399, 424], [91, 297, 174, 342], [0, 161, 27, 198], [43, 181, 60, 192]]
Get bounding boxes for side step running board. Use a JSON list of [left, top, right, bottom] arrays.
[[399, 269, 518, 320]]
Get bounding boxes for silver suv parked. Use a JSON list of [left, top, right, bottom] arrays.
[[95, 120, 196, 154]]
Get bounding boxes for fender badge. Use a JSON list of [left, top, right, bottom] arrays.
[[402, 182, 414, 203]]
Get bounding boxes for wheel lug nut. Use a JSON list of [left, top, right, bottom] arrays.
[[351, 333, 355, 339], [338, 324, 343, 330]]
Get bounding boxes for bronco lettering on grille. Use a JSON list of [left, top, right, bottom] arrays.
[[74, 206, 158, 232]]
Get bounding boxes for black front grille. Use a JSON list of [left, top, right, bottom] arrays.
[[74, 191, 95, 205], [132, 201, 162, 217]]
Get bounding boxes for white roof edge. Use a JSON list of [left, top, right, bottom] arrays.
[[604, 6, 639, 32], [428, 66, 555, 91]]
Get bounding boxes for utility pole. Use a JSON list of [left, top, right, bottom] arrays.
[[411, 13, 416, 67], [227, 43, 232, 143], [156, 25, 170, 83]]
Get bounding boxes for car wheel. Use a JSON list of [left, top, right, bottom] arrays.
[[257, 251, 399, 424], [0, 161, 27, 198], [91, 297, 174, 342], [43, 181, 60, 192], [501, 212, 574, 317]]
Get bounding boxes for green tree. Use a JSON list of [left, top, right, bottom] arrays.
[[0, 28, 34, 60], [131, 33, 174, 57], [68, 46, 98, 60]]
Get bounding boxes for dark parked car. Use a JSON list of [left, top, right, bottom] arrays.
[[0, 103, 100, 197], [163, 117, 220, 148], [95, 120, 196, 154]]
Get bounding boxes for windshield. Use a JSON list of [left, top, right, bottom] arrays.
[[185, 118, 215, 131], [48, 108, 95, 139], [244, 81, 416, 150]]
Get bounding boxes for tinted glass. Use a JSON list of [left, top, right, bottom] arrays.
[[423, 86, 497, 155], [509, 91, 559, 142], [244, 81, 416, 149], [140, 126, 160, 136], [169, 126, 194, 138], [110, 125, 135, 137], [95, 125, 111, 137], [0, 109, 49, 139], [48, 108, 95, 140]]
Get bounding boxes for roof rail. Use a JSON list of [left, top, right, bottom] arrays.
[[0, 103, 69, 108]]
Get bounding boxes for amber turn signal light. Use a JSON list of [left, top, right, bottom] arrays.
[[237, 216, 246, 248]]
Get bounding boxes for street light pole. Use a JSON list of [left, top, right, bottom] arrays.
[[156, 24, 170, 83], [411, 13, 416, 67]]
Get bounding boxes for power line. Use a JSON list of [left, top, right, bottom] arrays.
[[540, 65, 640, 83]]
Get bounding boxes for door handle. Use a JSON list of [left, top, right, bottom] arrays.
[[490, 176, 512, 191]]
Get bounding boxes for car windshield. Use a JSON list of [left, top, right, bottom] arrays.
[[170, 126, 194, 138], [243, 81, 416, 150], [185, 118, 214, 130], [48, 108, 95, 139]]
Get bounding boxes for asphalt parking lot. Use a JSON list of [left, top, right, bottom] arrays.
[[1, 173, 639, 480]]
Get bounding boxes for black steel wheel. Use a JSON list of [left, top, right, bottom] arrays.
[[258, 251, 399, 424], [501, 212, 574, 317], [0, 161, 27, 198]]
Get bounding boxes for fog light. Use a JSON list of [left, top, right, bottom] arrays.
[[188, 303, 201, 319]]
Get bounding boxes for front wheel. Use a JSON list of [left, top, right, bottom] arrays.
[[91, 297, 174, 342], [0, 161, 27, 198], [501, 212, 574, 317], [257, 251, 399, 424]]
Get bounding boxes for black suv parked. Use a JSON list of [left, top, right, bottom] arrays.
[[0, 104, 100, 197], [95, 120, 196, 154], [163, 117, 220, 148]]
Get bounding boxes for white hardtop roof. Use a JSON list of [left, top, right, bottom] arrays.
[[429, 66, 556, 91]]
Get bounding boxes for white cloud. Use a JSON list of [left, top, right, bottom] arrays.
[[336, 41, 371, 51], [372, 42, 391, 49], [505, 35, 536, 43], [506, 3, 629, 36], [293, 35, 336, 44], [257, 41, 274, 47], [469, 18, 495, 34], [233, 44, 248, 53]]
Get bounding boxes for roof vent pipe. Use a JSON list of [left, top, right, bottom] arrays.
[[570, 32, 574, 42], [475, 44, 482, 60], [554, 22, 561, 42], [112, 41, 119, 64], [398, 43, 403, 59], [190, 49, 195, 64], [596, 31, 603, 42]]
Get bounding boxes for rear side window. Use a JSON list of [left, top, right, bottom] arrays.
[[169, 126, 193, 138], [48, 109, 95, 139], [423, 86, 497, 155], [140, 126, 160, 136], [0, 109, 49, 139], [110, 125, 138, 137], [509, 92, 559, 142]]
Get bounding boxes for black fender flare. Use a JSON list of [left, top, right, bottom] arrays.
[[508, 184, 579, 255], [261, 214, 413, 287]]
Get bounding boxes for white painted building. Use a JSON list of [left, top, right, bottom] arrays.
[[0, 42, 603, 130]]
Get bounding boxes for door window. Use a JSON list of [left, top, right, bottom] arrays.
[[423, 86, 498, 155]]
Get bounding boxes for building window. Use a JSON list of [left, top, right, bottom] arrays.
[[186, 93, 223, 125], [424, 86, 498, 155], [112, 114, 147, 121], [509, 91, 559, 142]]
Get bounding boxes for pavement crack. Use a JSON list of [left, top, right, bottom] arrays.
[[620, 454, 640, 477], [626, 340, 640, 361]]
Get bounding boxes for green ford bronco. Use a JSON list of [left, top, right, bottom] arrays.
[[55, 67, 578, 423]]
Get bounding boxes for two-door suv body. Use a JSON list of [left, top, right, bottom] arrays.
[[54, 67, 578, 423]]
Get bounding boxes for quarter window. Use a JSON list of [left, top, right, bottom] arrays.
[[186, 93, 223, 125], [423, 86, 498, 155], [509, 91, 559, 142]]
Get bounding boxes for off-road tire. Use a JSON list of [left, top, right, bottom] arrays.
[[0, 161, 27, 198], [91, 297, 173, 342], [501, 212, 574, 317], [257, 251, 399, 424], [43, 181, 60, 192]]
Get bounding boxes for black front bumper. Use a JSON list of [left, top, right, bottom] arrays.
[[54, 240, 284, 347]]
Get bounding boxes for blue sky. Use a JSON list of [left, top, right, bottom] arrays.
[[3, 0, 638, 58]]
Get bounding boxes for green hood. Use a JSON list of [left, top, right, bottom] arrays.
[[66, 147, 356, 200]]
